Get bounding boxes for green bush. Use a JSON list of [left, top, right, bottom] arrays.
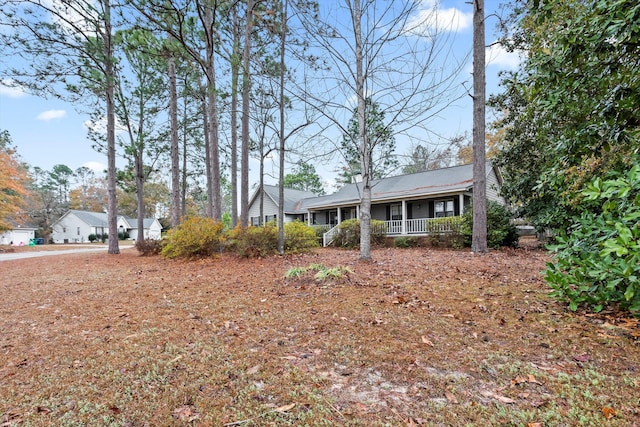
[[333, 219, 386, 248], [227, 223, 278, 258], [462, 201, 519, 249], [161, 216, 225, 259], [284, 221, 319, 253], [136, 239, 163, 256], [88, 234, 97, 243], [545, 165, 640, 314], [425, 216, 464, 234]]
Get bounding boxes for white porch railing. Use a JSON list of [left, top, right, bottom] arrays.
[[318, 216, 463, 246], [386, 217, 463, 235], [322, 223, 340, 247]]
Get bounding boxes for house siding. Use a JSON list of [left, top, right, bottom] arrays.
[[247, 191, 279, 224], [487, 169, 505, 204], [52, 213, 100, 243]]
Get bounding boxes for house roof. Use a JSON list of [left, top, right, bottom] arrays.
[[254, 185, 317, 214], [300, 162, 496, 211], [120, 217, 161, 229], [67, 210, 110, 227], [7, 219, 38, 230], [60, 210, 159, 229]]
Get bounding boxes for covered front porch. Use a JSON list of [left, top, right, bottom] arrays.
[[308, 194, 470, 246]]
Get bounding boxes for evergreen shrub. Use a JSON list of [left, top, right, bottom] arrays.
[[462, 201, 518, 248], [284, 221, 319, 253], [545, 165, 640, 314], [161, 216, 225, 259]]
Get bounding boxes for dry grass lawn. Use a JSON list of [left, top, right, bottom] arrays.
[[1, 243, 639, 426]]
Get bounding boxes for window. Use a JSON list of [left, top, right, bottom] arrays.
[[435, 200, 454, 217], [77, 227, 80, 235], [62, 227, 66, 233], [265, 214, 276, 223], [250, 216, 260, 226], [390, 204, 402, 220]]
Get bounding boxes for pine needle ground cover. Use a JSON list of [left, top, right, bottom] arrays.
[[1, 245, 638, 426]]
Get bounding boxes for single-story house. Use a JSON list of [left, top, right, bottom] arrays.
[[247, 185, 316, 226], [0, 222, 38, 246], [117, 216, 163, 241], [51, 210, 162, 243], [247, 162, 504, 246]]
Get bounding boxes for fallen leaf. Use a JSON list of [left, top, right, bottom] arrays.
[[445, 391, 458, 404], [527, 374, 542, 384], [573, 353, 590, 362], [526, 423, 542, 427], [480, 390, 516, 404], [172, 405, 199, 421], [274, 403, 296, 413], [246, 365, 260, 375], [602, 406, 616, 419], [421, 336, 434, 347]]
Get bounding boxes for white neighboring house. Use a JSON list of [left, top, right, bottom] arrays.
[[117, 216, 163, 241], [0, 222, 37, 246], [51, 210, 162, 243]]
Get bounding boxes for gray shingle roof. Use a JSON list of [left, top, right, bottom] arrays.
[[69, 210, 110, 226], [300, 163, 491, 210], [261, 185, 316, 214]]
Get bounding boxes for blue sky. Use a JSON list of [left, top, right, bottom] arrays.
[[0, 0, 520, 184]]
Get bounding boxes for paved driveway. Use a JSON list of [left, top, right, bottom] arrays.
[[0, 246, 133, 262]]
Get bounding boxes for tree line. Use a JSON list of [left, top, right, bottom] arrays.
[[1, 0, 480, 258]]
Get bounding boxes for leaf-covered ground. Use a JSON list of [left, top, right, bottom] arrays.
[[1, 241, 639, 426]]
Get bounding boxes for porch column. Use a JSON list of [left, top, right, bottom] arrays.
[[356, 205, 360, 219], [459, 194, 464, 216], [401, 200, 407, 235], [337, 207, 342, 224]]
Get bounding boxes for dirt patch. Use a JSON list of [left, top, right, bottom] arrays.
[[1, 246, 638, 426]]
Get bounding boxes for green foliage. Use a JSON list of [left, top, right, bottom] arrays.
[[284, 221, 320, 253], [284, 264, 353, 283], [88, 234, 97, 243], [160, 217, 225, 259], [338, 98, 398, 184], [490, 0, 640, 232], [425, 216, 464, 234], [283, 161, 325, 195], [227, 224, 278, 258], [228, 221, 319, 257], [135, 239, 163, 256], [333, 219, 386, 248], [545, 165, 640, 314], [462, 201, 518, 249]]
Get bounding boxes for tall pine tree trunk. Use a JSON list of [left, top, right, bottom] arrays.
[[104, 0, 119, 254], [472, 0, 487, 253], [277, 0, 287, 255], [240, 0, 254, 227], [230, 5, 240, 227], [169, 49, 180, 228], [203, 3, 222, 221]]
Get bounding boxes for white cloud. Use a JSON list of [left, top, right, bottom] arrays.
[[83, 116, 127, 135], [0, 79, 27, 98], [486, 43, 523, 70], [407, 0, 473, 34], [36, 109, 67, 121], [83, 161, 106, 173]]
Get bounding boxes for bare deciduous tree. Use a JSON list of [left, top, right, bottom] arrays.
[[298, 0, 468, 260]]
